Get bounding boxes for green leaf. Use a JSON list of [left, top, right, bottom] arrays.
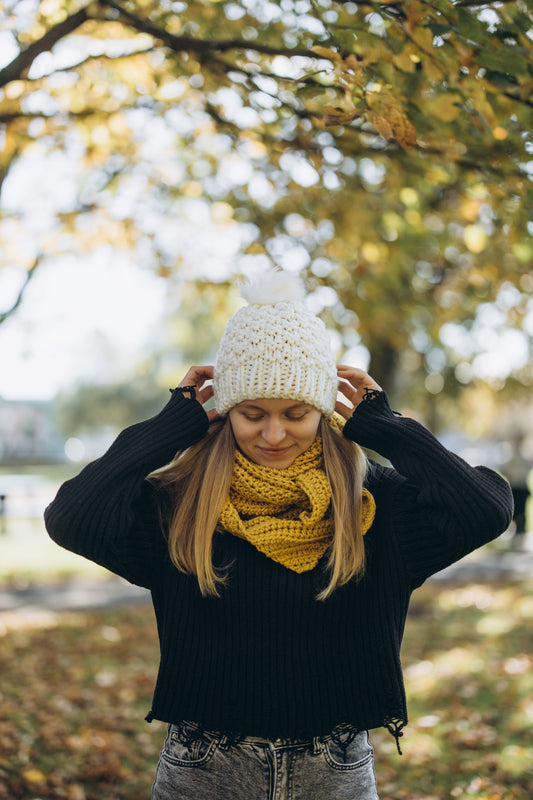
[[484, 71, 519, 90], [477, 46, 529, 76], [456, 7, 488, 45], [426, 23, 457, 37], [296, 83, 327, 97]]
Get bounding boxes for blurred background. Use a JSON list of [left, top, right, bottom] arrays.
[[1, 0, 531, 580], [0, 2, 532, 797]]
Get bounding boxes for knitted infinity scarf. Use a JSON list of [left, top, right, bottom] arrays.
[[219, 437, 376, 573]]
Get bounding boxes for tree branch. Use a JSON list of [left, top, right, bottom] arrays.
[[0, 255, 42, 326], [453, 0, 523, 7], [99, 0, 316, 59], [0, 6, 91, 88]]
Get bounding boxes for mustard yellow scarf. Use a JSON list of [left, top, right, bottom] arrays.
[[219, 436, 375, 573]]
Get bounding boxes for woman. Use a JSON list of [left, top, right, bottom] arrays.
[[45, 272, 513, 800]]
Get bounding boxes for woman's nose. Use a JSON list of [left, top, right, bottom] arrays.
[[261, 419, 286, 445]]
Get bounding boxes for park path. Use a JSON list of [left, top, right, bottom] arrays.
[[0, 535, 532, 617]]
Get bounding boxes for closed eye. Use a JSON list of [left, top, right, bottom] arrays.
[[242, 413, 306, 422]]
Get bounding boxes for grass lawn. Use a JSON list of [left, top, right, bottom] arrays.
[[0, 518, 107, 585], [0, 578, 531, 800], [0, 464, 108, 585]]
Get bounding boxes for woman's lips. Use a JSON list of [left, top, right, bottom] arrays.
[[258, 446, 292, 456]]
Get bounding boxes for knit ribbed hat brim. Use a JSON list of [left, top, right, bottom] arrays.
[[213, 273, 338, 416]]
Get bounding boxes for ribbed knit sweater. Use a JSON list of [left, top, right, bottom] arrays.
[[44, 391, 513, 748]]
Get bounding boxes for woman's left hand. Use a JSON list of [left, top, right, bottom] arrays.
[[335, 366, 382, 420]]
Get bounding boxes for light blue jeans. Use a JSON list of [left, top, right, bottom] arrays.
[[152, 720, 380, 800]]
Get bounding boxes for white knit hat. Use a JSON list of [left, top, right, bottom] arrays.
[[213, 271, 338, 417]]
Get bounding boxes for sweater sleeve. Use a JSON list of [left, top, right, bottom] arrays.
[[44, 392, 210, 589], [343, 392, 514, 587]]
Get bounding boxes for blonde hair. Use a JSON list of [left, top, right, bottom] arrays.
[[149, 416, 368, 600]]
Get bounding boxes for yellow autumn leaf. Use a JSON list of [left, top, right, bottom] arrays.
[[405, 0, 427, 26], [430, 93, 463, 122], [311, 46, 341, 63], [369, 100, 417, 148], [23, 768, 47, 784], [422, 55, 444, 83], [411, 26, 434, 51], [323, 105, 359, 127], [393, 50, 417, 73], [371, 113, 393, 141], [393, 116, 417, 149]]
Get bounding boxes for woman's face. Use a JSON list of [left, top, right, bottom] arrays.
[[228, 398, 322, 469]]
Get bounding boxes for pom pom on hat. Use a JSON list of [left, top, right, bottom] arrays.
[[240, 269, 305, 306], [213, 270, 338, 416]]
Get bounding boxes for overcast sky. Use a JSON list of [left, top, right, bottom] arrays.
[[0, 252, 168, 400]]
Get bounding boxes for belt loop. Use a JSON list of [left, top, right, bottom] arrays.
[[312, 736, 322, 755]]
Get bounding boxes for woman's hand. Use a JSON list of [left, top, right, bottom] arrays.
[[335, 366, 382, 420], [177, 366, 221, 423]]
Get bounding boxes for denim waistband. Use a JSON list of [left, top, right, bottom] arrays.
[[176, 719, 364, 749]]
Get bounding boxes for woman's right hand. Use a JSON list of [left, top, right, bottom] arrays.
[[177, 366, 221, 422]]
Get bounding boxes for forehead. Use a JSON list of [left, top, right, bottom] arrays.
[[236, 398, 312, 412]]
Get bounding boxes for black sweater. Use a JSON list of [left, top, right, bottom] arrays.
[[44, 391, 512, 747]]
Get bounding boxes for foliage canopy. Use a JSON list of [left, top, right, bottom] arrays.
[[0, 0, 532, 416]]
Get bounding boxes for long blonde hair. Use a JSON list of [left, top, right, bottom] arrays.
[[149, 416, 368, 600]]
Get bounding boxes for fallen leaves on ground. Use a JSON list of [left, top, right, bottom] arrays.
[[0, 603, 163, 800], [372, 581, 532, 799], [0, 581, 531, 799]]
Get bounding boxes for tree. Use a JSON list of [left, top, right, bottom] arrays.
[[0, 0, 532, 419]]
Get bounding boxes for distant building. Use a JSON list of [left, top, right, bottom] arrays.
[[0, 398, 65, 464]]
